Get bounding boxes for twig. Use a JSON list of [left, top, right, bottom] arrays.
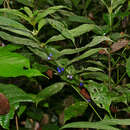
[[15, 115, 19, 130]]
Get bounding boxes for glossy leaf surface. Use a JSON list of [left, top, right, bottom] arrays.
[[0, 45, 43, 77], [36, 82, 66, 104]]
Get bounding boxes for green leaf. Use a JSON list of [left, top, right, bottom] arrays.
[[68, 15, 95, 24], [32, 63, 49, 73], [126, 56, 130, 78], [64, 101, 88, 123], [0, 103, 19, 129], [0, 45, 44, 77], [99, 119, 130, 126], [0, 26, 37, 41], [17, 105, 27, 118], [86, 36, 112, 48], [0, 83, 34, 104], [71, 0, 81, 7], [61, 121, 119, 130], [0, 82, 35, 129], [100, 0, 109, 10], [0, 16, 28, 31], [61, 119, 130, 130], [0, 0, 4, 5], [16, 0, 33, 7], [0, 31, 40, 48], [81, 72, 114, 83], [110, 86, 128, 104], [38, 19, 47, 31], [46, 24, 96, 43], [47, 19, 75, 44], [85, 81, 111, 113], [0, 44, 22, 52], [22, 7, 33, 17], [111, 0, 126, 10], [67, 48, 102, 65], [35, 6, 67, 23], [45, 46, 61, 59], [36, 82, 66, 104], [63, 0, 73, 8], [0, 8, 30, 23], [28, 47, 48, 60], [86, 67, 103, 72], [57, 36, 111, 58]]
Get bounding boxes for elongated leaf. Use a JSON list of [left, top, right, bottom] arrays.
[[45, 46, 61, 59], [22, 6, 33, 17], [35, 6, 67, 23], [61, 121, 119, 130], [68, 15, 95, 24], [16, 0, 33, 7], [87, 36, 112, 48], [0, 16, 28, 31], [81, 72, 114, 83], [0, 83, 33, 104], [100, 119, 130, 125], [36, 82, 66, 104], [0, 45, 44, 77], [64, 101, 88, 123], [67, 48, 102, 65], [46, 24, 96, 43], [112, 0, 126, 10], [0, 44, 22, 52], [57, 36, 111, 57], [86, 67, 103, 72], [0, 31, 40, 48], [38, 19, 47, 31], [28, 47, 48, 60], [0, 8, 30, 22], [100, 0, 109, 9], [0, 26, 37, 41], [126, 57, 130, 78], [62, 119, 130, 129], [0, 15, 37, 41], [47, 19, 75, 43]]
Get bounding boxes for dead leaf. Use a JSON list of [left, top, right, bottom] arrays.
[[110, 39, 129, 53], [0, 93, 10, 114], [46, 69, 53, 78], [98, 49, 108, 55]]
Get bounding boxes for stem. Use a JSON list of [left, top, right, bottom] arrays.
[[109, 11, 112, 31], [112, 48, 126, 67], [108, 52, 112, 90], [114, 72, 126, 87], [109, 1, 113, 31], [117, 66, 119, 82], [15, 115, 19, 130], [72, 86, 102, 121]]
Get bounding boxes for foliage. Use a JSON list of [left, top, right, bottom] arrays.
[[0, 0, 129, 129]]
